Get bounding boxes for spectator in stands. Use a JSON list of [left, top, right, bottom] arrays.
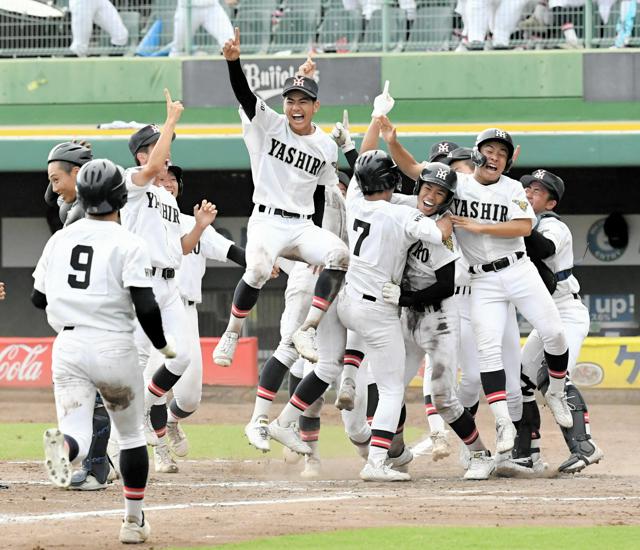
[[462, 0, 530, 50], [69, 0, 129, 57], [0, 281, 5, 300], [170, 0, 235, 56]]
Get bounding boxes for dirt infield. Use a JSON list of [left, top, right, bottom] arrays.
[[1, 388, 639, 549]]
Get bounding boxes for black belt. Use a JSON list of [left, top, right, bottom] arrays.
[[556, 268, 573, 282], [454, 286, 471, 295], [187, 300, 195, 306], [151, 267, 175, 279], [258, 204, 311, 220], [363, 294, 376, 302], [63, 326, 74, 331], [470, 251, 524, 274], [573, 293, 580, 300]]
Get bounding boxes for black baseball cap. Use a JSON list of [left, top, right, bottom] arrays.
[[428, 141, 460, 162], [521, 169, 565, 201], [129, 124, 176, 158], [337, 170, 350, 188], [282, 75, 319, 100], [443, 147, 473, 164]]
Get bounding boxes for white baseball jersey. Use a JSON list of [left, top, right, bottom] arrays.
[[322, 182, 348, 244], [32, 219, 152, 334], [120, 167, 186, 269], [403, 230, 459, 292], [240, 98, 339, 215], [451, 172, 536, 266], [178, 213, 234, 303], [535, 213, 580, 297], [344, 182, 443, 301]]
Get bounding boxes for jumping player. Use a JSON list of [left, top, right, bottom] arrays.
[[212, 28, 349, 368], [33, 158, 176, 544]]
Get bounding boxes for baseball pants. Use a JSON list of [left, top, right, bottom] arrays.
[[69, 0, 128, 57], [171, 1, 234, 56]]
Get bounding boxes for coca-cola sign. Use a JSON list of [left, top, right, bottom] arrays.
[[0, 339, 52, 387]]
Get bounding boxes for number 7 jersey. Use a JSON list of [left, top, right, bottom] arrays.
[[32, 218, 152, 334]]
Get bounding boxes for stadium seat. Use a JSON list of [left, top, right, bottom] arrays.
[[358, 7, 403, 52], [269, 8, 320, 54], [235, 8, 272, 55], [317, 8, 362, 53], [405, 5, 454, 52], [148, 0, 178, 46]]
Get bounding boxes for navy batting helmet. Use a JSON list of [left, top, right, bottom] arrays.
[[413, 162, 457, 213], [47, 141, 93, 167], [76, 159, 127, 215], [521, 169, 565, 202], [354, 150, 402, 195], [471, 128, 515, 172]]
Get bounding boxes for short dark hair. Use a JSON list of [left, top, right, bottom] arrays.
[[135, 144, 152, 166], [50, 160, 77, 174]]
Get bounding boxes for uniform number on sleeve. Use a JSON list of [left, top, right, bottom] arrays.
[[68, 245, 94, 289], [353, 219, 371, 256]]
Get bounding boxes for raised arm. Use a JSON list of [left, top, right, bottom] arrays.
[[377, 115, 423, 181], [224, 27, 257, 120], [181, 200, 218, 254]]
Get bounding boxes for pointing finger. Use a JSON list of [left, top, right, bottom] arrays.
[[342, 109, 349, 129], [382, 80, 390, 96], [164, 88, 171, 103], [234, 27, 240, 44]]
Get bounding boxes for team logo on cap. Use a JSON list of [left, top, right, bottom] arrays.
[[436, 168, 448, 180], [149, 124, 160, 134], [512, 199, 528, 212], [438, 143, 450, 153], [533, 169, 546, 179], [495, 130, 507, 138], [293, 76, 305, 87]]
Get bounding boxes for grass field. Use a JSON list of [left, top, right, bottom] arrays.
[[175, 526, 640, 549]]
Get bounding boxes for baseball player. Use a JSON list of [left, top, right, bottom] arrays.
[[120, 91, 217, 474], [212, 28, 349, 368], [69, 0, 128, 57], [147, 165, 242, 460], [269, 149, 453, 482], [499, 169, 603, 476], [33, 158, 176, 544], [170, 0, 234, 57], [46, 140, 120, 491], [380, 123, 572, 455]]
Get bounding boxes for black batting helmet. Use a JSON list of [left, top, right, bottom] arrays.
[[521, 169, 565, 202], [413, 162, 457, 213], [76, 159, 127, 215], [472, 128, 515, 172], [47, 141, 93, 167], [428, 141, 460, 163], [354, 150, 402, 195]]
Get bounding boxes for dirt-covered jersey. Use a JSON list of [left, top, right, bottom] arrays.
[[344, 182, 443, 302], [32, 219, 152, 333], [120, 167, 186, 270], [178, 213, 234, 303], [451, 172, 535, 266], [536, 214, 580, 296], [240, 98, 338, 216]]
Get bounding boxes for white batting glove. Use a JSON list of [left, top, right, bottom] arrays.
[[330, 110, 355, 153], [158, 334, 177, 359], [382, 282, 401, 306], [372, 80, 395, 118]]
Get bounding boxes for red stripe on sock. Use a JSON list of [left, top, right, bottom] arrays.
[[311, 296, 330, 311], [548, 369, 567, 379], [370, 436, 391, 449], [290, 394, 309, 411], [343, 354, 362, 367], [301, 430, 320, 441], [462, 428, 479, 445], [486, 391, 507, 404], [257, 386, 276, 401], [425, 404, 437, 416], [231, 304, 250, 318], [123, 486, 145, 500], [148, 381, 165, 398], [155, 427, 166, 438]]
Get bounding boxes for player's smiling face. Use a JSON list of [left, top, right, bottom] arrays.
[[155, 169, 179, 198], [525, 181, 556, 214], [48, 161, 78, 204], [417, 182, 448, 217], [476, 141, 509, 183], [283, 91, 319, 136]]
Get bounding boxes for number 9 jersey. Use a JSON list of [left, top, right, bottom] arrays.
[[32, 218, 152, 334]]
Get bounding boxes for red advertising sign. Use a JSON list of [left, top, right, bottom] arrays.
[[0, 337, 258, 388]]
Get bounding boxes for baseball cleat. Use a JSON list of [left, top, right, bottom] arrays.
[[119, 514, 151, 544], [495, 417, 517, 454], [545, 391, 574, 428], [495, 454, 548, 478], [430, 429, 451, 462], [268, 420, 311, 455], [410, 434, 433, 457], [558, 444, 604, 474], [360, 460, 411, 482], [245, 416, 271, 453], [292, 327, 319, 363], [385, 446, 413, 473], [283, 445, 302, 465], [166, 421, 189, 457], [69, 471, 109, 491], [464, 450, 495, 480], [213, 331, 239, 367], [334, 377, 356, 411], [153, 444, 178, 474], [43, 428, 72, 488], [300, 456, 321, 479]]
